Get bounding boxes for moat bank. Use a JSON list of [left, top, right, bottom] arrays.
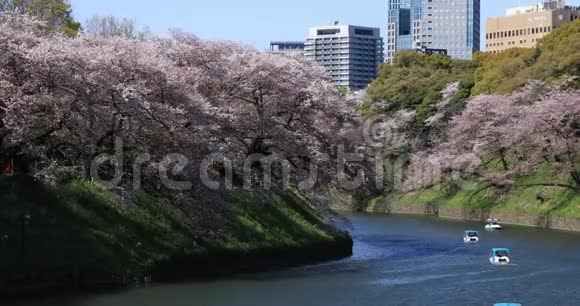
[[329, 169, 580, 232], [362, 192, 580, 232], [0, 175, 352, 298]]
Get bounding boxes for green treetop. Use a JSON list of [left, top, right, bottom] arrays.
[[0, 0, 80, 36]]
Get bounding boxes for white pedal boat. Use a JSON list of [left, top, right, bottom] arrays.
[[464, 230, 479, 243], [490, 248, 511, 265], [485, 218, 503, 231]]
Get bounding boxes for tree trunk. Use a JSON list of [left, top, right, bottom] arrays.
[[499, 148, 508, 171], [571, 171, 580, 191]]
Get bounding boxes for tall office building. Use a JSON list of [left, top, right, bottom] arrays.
[[486, 0, 580, 54], [304, 23, 384, 90], [386, 0, 480, 62]]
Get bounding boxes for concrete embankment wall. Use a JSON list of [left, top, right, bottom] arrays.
[[362, 200, 580, 232]]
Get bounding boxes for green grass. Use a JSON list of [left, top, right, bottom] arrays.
[[221, 192, 334, 251], [0, 176, 196, 274], [445, 181, 496, 209], [0, 175, 341, 276], [397, 188, 444, 205], [369, 162, 580, 219]]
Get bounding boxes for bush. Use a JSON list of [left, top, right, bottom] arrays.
[[472, 48, 538, 95], [472, 19, 580, 94], [362, 51, 477, 122]]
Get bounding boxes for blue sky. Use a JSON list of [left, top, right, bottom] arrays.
[[69, 0, 580, 51]]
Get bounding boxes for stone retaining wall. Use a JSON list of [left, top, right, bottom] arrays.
[[367, 199, 580, 232]]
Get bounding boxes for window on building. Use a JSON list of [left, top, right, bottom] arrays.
[[399, 9, 411, 35], [355, 29, 374, 36], [318, 29, 340, 35]]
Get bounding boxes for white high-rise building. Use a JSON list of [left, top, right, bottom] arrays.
[[304, 23, 384, 90]]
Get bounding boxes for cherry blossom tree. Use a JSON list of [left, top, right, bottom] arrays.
[[404, 82, 580, 192], [164, 32, 367, 191], [1, 31, 202, 173], [0, 15, 375, 206], [512, 90, 580, 189]]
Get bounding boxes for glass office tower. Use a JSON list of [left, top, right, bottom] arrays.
[[386, 0, 480, 62]]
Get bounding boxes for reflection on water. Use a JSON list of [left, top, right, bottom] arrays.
[[10, 213, 580, 306]]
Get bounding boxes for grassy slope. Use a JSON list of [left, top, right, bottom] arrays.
[[0, 175, 346, 279], [373, 163, 580, 219]]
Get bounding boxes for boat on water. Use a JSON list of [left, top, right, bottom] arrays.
[[489, 248, 511, 265], [494, 304, 522, 306], [464, 230, 479, 243], [485, 218, 503, 231]]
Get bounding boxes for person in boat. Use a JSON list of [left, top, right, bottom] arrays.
[[485, 218, 503, 230]]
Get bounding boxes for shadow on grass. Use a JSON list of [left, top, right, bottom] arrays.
[[0, 176, 352, 297], [538, 189, 578, 228], [0, 175, 196, 296]]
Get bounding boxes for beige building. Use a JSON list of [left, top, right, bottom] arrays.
[[486, 3, 580, 54]]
